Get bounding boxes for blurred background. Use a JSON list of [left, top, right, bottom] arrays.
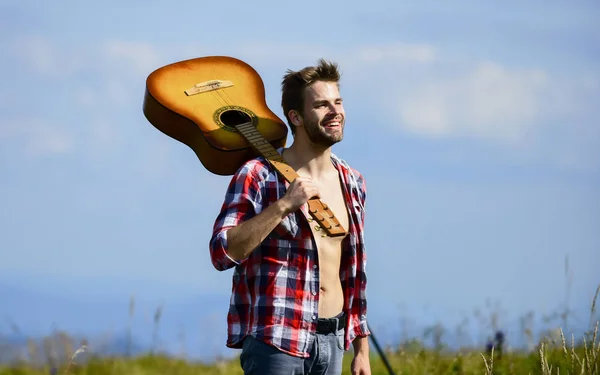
[[1, 0, 599, 364]]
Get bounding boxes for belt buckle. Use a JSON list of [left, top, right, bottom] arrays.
[[317, 314, 343, 334]]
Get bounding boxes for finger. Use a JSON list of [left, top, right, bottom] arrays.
[[293, 181, 312, 191], [305, 186, 320, 197], [293, 176, 312, 184], [298, 181, 315, 191]]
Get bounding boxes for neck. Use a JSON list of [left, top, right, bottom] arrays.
[[283, 135, 335, 179]]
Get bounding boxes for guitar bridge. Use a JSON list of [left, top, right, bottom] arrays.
[[185, 80, 233, 96]]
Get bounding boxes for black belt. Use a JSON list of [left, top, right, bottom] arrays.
[[316, 312, 346, 334]]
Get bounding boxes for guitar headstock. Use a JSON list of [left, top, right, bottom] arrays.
[[307, 199, 347, 237]]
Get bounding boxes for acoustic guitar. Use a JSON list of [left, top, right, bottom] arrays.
[[142, 55, 346, 237]]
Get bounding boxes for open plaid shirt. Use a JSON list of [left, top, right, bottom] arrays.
[[209, 151, 370, 358]]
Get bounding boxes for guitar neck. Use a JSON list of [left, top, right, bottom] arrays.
[[236, 122, 296, 183], [236, 122, 346, 237]]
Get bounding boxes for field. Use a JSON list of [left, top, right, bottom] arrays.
[[0, 327, 598, 375], [1, 287, 598, 375]]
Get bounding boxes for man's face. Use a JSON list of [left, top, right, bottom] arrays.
[[299, 81, 345, 147]]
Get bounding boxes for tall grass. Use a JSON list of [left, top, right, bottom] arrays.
[[1, 284, 598, 375]]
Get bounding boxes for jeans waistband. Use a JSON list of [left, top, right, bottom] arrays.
[[316, 311, 346, 334]]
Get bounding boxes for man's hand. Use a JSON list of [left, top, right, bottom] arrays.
[[224, 177, 320, 261], [351, 352, 371, 375], [351, 336, 371, 375], [281, 176, 320, 214]]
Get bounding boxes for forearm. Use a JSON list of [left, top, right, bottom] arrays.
[[353, 335, 370, 356], [226, 199, 291, 261]]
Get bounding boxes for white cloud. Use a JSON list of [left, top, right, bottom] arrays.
[[5, 34, 598, 171], [29, 127, 72, 155], [10, 35, 163, 80], [398, 61, 550, 142], [231, 41, 437, 70], [11, 35, 60, 76], [101, 40, 163, 76], [355, 43, 437, 63], [392, 61, 600, 170], [5, 35, 170, 166], [76, 86, 97, 108], [0, 119, 73, 157], [10, 35, 84, 78], [135, 136, 175, 179]]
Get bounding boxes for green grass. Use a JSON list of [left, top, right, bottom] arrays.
[[0, 329, 598, 375], [1, 319, 598, 375], [1, 281, 598, 374]]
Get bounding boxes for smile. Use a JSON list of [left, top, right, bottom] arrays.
[[322, 120, 341, 128]]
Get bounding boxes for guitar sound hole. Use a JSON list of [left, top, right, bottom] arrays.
[[220, 110, 252, 127]]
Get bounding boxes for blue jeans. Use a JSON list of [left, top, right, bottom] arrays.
[[239, 329, 346, 375]]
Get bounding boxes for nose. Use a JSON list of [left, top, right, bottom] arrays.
[[328, 102, 342, 115]]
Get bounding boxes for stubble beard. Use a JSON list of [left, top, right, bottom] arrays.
[[304, 117, 344, 148]]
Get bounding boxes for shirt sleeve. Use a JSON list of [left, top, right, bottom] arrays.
[[208, 161, 263, 271]]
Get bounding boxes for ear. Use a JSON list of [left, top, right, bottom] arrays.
[[288, 110, 303, 127]]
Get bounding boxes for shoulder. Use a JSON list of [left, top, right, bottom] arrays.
[[232, 156, 276, 181]]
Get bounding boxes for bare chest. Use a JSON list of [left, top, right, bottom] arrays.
[[307, 180, 350, 253]]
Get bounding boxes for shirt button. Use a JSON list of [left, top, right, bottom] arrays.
[[312, 291, 317, 296], [312, 315, 317, 320], [313, 265, 318, 269]]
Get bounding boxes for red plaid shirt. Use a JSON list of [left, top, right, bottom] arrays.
[[209, 151, 370, 358]]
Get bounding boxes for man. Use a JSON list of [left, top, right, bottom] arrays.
[[209, 59, 371, 375]]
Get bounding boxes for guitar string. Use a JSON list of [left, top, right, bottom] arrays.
[[209, 87, 258, 141], [210, 87, 228, 107], [215, 86, 230, 106]]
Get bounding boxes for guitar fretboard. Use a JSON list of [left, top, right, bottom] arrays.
[[236, 122, 296, 183]]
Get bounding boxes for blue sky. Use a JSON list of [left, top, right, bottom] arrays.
[[1, 0, 599, 360]]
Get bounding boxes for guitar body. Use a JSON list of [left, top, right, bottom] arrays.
[[143, 56, 288, 175]]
